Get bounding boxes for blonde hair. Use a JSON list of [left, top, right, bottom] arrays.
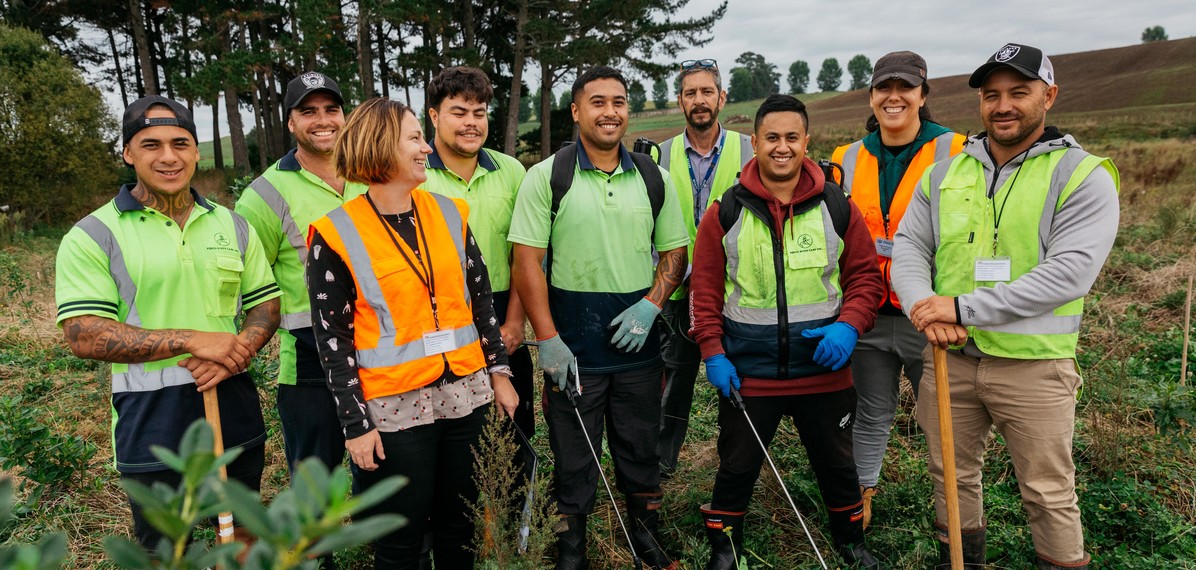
[[333, 97, 414, 184]]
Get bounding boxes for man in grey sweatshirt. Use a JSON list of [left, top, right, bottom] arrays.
[[891, 43, 1119, 570]]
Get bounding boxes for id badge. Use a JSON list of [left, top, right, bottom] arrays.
[[974, 257, 1011, 282], [422, 329, 458, 356], [875, 238, 894, 258]]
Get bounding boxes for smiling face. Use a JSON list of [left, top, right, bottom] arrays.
[[869, 78, 925, 139], [122, 106, 199, 197], [429, 94, 488, 159], [979, 67, 1057, 157], [679, 70, 726, 132], [392, 110, 433, 188], [751, 111, 809, 188], [288, 92, 344, 155], [572, 77, 628, 152]]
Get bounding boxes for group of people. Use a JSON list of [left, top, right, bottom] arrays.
[[54, 40, 1118, 570]]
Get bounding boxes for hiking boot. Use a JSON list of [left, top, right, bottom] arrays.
[[1035, 553, 1091, 570], [700, 503, 744, 570], [626, 493, 677, 569], [860, 486, 878, 529], [838, 542, 884, 569], [553, 514, 588, 570], [935, 521, 986, 568]]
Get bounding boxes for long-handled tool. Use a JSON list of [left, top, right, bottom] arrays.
[[728, 387, 828, 570], [562, 364, 643, 570], [934, 346, 963, 570], [512, 423, 539, 554], [202, 389, 235, 545]]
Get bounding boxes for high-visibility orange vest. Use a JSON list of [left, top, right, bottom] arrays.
[[832, 132, 965, 309], [309, 190, 485, 400]]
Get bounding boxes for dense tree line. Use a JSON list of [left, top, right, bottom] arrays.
[[0, 0, 727, 169]]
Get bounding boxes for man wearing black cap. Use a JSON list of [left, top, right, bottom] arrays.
[[55, 95, 281, 549], [892, 43, 1119, 570], [236, 72, 368, 482]]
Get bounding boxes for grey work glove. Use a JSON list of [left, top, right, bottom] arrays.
[[536, 334, 577, 391]]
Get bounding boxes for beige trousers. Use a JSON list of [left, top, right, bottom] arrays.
[[916, 346, 1087, 563]]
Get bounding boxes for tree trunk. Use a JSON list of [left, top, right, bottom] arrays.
[[540, 63, 553, 160], [376, 21, 389, 98], [251, 78, 267, 169], [107, 29, 129, 107], [128, 0, 156, 96], [266, 70, 286, 156], [148, 3, 168, 97], [356, 1, 375, 98], [223, 27, 250, 173], [462, 0, 475, 56], [212, 91, 224, 170], [503, 0, 528, 155]]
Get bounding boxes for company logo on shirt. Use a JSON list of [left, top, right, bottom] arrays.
[[797, 234, 814, 249], [214, 233, 231, 247]]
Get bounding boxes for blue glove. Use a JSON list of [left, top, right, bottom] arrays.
[[801, 322, 859, 371], [703, 354, 741, 398], [609, 297, 662, 353], [536, 334, 577, 391]]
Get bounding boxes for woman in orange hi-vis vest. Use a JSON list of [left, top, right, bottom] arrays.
[[830, 51, 966, 530], [306, 98, 518, 568]]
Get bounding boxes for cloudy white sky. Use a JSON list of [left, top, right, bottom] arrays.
[[123, 0, 1194, 143]]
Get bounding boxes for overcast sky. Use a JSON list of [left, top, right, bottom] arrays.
[[120, 0, 1194, 143]]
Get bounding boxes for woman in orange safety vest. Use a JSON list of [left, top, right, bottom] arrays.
[[306, 97, 518, 568], [830, 51, 966, 531]]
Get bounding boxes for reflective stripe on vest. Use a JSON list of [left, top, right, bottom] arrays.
[[248, 176, 312, 330], [76, 209, 249, 393], [929, 147, 1119, 358]]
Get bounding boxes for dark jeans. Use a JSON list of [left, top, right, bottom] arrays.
[[509, 344, 536, 441], [544, 365, 664, 514], [277, 382, 347, 476], [711, 387, 863, 544], [123, 443, 265, 550], [657, 298, 702, 475], [352, 403, 489, 569]]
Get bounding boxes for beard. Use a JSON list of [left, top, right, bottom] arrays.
[[685, 105, 719, 131], [984, 106, 1045, 149]]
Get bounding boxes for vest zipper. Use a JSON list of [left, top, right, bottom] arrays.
[[772, 233, 790, 378]]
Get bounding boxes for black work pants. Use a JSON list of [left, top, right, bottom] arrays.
[[711, 387, 863, 545], [544, 365, 664, 514], [277, 382, 347, 476], [351, 403, 488, 570], [123, 443, 265, 550], [657, 298, 702, 475]]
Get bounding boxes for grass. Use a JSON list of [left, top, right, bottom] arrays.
[[3, 105, 1195, 568]]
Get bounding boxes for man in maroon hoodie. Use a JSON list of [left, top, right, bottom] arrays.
[[689, 94, 885, 569]]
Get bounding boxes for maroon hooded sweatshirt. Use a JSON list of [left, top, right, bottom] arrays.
[[689, 156, 884, 396]]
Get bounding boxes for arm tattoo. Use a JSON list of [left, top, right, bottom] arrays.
[[646, 248, 687, 307], [62, 315, 193, 364], [240, 298, 280, 352]]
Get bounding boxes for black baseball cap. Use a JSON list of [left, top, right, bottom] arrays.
[[969, 43, 1056, 88], [122, 95, 198, 145], [871, 51, 927, 88], [284, 72, 345, 110]]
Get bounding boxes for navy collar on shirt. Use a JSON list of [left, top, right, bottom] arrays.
[[428, 143, 499, 172], [114, 183, 214, 214], [277, 148, 302, 171], [575, 139, 635, 173]]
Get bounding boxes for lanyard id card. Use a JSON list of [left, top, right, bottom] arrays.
[[974, 257, 1011, 282], [875, 238, 894, 258], [422, 329, 458, 356]]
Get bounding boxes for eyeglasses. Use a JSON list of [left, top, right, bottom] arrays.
[[680, 59, 718, 70]]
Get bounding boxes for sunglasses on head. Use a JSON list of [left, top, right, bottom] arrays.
[[681, 59, 718, 70]]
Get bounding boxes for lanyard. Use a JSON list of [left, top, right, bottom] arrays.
[[686, 129, 726, 226], [365, 193, 441, 328], [990, 146, 1033, 257]]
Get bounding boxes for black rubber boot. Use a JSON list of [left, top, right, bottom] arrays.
[[553, 514, 589, 570], [626, 493, 677, 569], [838, 542, 884, 569], [1035, 553, 1091, 569], [700, 503, 745, 570], [829, 502, 883, 569], [935, 522, 987, 568]]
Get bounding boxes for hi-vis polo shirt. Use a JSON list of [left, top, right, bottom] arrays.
[[508, 142, 688, 373], [55, 185, 282, 473], [236, 149, 368, 385], [422, 145, 526, 324]]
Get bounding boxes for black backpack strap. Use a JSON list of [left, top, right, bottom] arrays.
[[718, 184, 745, 234], [822, 180, 850, 239], [629, 151, 665, 221], [549, 142, 579, 225]]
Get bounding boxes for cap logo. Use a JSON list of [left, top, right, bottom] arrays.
[[300, 72, 325, 89], [995, 44, 1020, 62]]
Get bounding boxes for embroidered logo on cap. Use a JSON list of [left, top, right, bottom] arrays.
[[995, 44, 1020, 62], [300, 72, 326, 89]]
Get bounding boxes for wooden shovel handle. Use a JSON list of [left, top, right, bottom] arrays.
[[934, 346, 963, 570], [202, 389, 235, 545]]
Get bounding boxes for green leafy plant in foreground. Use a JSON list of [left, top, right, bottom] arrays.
[[0, 477, 68, 570], [104, 420, 407, 569]]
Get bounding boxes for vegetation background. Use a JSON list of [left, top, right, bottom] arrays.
[[0, 21, 1194, 570]]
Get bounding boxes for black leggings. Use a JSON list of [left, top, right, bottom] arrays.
[[351, 403, 489, 569]]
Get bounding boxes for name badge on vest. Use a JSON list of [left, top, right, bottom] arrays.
[[974, 257, 1011, 282], [423, 329, 459, 356], [874, 238, 894, 258]]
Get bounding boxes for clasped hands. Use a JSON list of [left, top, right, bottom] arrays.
[[909, 295, 969, 348], [178, 331, 255, 392]]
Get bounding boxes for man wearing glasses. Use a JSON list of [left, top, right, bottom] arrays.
[[656, 58, 754, 479]]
